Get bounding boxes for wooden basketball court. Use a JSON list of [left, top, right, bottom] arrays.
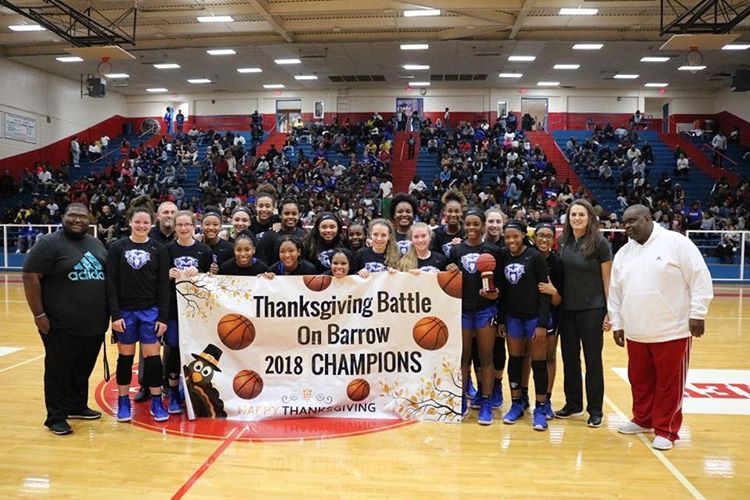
[[0, 272, 747, 499]]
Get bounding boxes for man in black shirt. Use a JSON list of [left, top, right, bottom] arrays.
[[23, 204, 109, 435]]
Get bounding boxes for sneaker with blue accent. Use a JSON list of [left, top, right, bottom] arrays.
[[116, 395, 131, 422], [502, 400, 525, 424], [168, 391, 182, 414], [150, 397, 169, 422], [470, 389, 483, 409], [491, 380, 504, 409], [522, 392, 530, 410], [544, 399, 555, 420], [533, 407, 548, 431], [466, 377, 478, 399], [461, 396, 469, 418], [477, 398, 493, 425]]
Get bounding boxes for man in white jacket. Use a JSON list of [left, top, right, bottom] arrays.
[[608, 204, 713, 451]]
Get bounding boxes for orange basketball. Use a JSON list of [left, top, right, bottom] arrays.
[[347, 378, 370, 402], [436, 271, 462, 299], [217, 313, 255, 350], [233, 370, 263, 400], [303, 274, 332, 292], [412, 316, 449, 350], [476, 253, 496, 273]]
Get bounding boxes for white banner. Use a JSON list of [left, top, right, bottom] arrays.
[[176, 272, 463, 422], [3, 112, 36, 143]]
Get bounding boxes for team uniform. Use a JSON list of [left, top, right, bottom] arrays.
[[499, 246, 551, 339], [204, 238, 234, 269], [395, 231, 412, 255], [220, 258, 270, 276], [355, 247, 389, 273], [308, 242, 338, 273], [448, 240, 501, 329], [250, 214, 281, 242], [256, 227, 307, 265], [416, 252, 447, 272], [269, 259, 317, 275], [545, 251, 565, 334], [431, 225, 465, 258]]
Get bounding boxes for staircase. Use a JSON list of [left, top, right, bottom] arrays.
[[68, 132, 158, 183], [659, 133, 742, 185], [390, 132, 419, 193], [527, 131, 583, 193], [255, 130, 287, 159]]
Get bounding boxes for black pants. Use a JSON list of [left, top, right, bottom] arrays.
[[40, 331, 102, 426], [559, 307, 606, 416]]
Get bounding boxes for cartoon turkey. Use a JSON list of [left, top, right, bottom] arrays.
[[184, 344, 227, 418]]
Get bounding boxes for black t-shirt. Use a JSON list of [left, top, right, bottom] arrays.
[[250, 215, 281, 242], [417, 252, 447, 272], [431, 225, 465, 257], [355, 247, 388, 273], [394, 231, 412, 255], [149, 225, 174, 247], [106, 237, 170, 322], [307, 241, 338, 273], [559, 235, 612, 311], [162, 240, 213, 320], [499, 246, 550, 324], [204, 237, 234, 268], [98, 212, 117, 229], [269, 259, 317, 275], [23, 230, 108, 337], [256, 227, 307, 265], [220, 258, 269, 276], [448, 240, 502, 312]]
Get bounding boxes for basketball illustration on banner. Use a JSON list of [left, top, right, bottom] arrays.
[[303, 275, 332, 292], [217, 313, 256, 350], [347, 378, 370, 401], [412, 316, 449, 350], [233, 369, 264, 400], [436, 270, 462, 298]]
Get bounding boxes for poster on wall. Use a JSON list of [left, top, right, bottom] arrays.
[[4, 112, 37, 144], [314, 101, 324, 119], [395, 97, 423, 119], [175, 272, 463, 422]]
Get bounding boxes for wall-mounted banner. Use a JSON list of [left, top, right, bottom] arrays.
[[4, 112, 36, 143], [176, 272, 463, 422]]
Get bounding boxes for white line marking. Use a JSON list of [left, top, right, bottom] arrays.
[[604, 394, 706, 500], [0, 346, 22, 357], [0, 354, 43, 373]]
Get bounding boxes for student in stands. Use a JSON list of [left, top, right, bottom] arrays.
[[161, 210, 212, 414], [446, 209, 501, 425], [220, 231, 270, 276], [355, 219, 400, 277], [107, 206, 170, 424]]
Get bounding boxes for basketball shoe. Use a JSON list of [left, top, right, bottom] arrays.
[[490, 380, 504, 409], [461, 396, 469, 418], [477, 398, 493, 425], [652, 436, 673, 450], [532, 406, 548, 431], [150, 396, 169, 422], [466, 377, 478, 399], [543, 400, 555, 420], [502, 400, 525, 424], [116, 395, 131, 422], [618, 421, 652, 434], [168, 388, 182, 414], [470, 389, 483, 409]]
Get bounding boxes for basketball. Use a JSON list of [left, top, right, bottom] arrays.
[[476, 253, 496, 273], [347, 378, 370, 401], [412, 316, 449, 350], [233, 370, 263, 400], [217, 313, 255, 350], [436, 270, 462, 298], [303, 274, 332, 292]]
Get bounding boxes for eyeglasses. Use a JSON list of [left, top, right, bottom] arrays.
[[176, 222, 194, 228]]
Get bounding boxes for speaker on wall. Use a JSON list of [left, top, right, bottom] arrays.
[[730, 70, 750, 92], [87, 77, 106, 98]]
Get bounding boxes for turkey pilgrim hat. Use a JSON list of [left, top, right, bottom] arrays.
[[191, 344, 223, 372]]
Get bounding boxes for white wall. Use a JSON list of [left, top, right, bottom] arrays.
[[0, 57, 127, 160], [715, 89, 750, 121]]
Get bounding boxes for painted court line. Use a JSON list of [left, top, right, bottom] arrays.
[[604, 395, 705, 500], [171, 425, 248, 499], [0, 354, 43, 373]]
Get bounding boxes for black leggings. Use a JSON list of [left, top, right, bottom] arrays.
[[559, 307, 606, 415]]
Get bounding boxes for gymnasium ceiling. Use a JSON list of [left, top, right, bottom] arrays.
[[0, 0, 749, 95]]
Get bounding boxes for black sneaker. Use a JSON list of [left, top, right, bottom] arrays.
[[587, 414, 603, 428], [555, 406, 584, 419], [134, 386, 150, 403], [68, 407, 102, 420], [48, 421, 73, 435]]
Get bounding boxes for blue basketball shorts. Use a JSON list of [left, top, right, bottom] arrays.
[[116, 306, 160, 345], [506, 315, 539, 339], [462, 304, 498, 330]]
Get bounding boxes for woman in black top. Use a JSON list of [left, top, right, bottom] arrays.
[[555, 200, 612, 428], [200, 209, 233, 273], [268, 235, 317, 275], [355, 219, 400, 277], [162, 210, 212, 414], [220, 206, 252, 243], [396, 222, 447, 273], [107, 206, 170, 424], [327, 248, 356, 279], [303, 212, 344, 273], [391, 193, 418, 255], [249, 189, 281, 240], [431, 190, 466, 257], [220, 231, 270, 276], [346, 222, 366, 253], [256, 199, 306, 265], [446, 209, 501, 425], [496, 220, 550, 431], [533, 220, 564, 420]]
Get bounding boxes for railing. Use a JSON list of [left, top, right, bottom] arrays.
[[698, 143, 739, 167], [1, 224, 98, 269], [91, 127, 154, 165], [686, 230, 748, 282]]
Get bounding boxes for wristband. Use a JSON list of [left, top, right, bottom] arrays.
[[34, 312, 47, 319]]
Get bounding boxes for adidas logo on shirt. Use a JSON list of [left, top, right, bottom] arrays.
[[68, 252, 105, 281]]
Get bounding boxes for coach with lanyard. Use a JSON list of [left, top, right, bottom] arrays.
[[22, 204, 109, 435]]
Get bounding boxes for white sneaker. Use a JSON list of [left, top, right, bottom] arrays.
[[652, 436, 673, 450], [618, 421, 653, 435]]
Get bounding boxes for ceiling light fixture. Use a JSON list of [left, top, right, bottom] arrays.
[[408, 82, 431, 86], [403, 9, 440, 17], [237, 67, 263, 73], [722, 44, 750, 50], [146, 88, 169, 93], [538, 81, 560, 86], [613, 74, 639, 79], [640, 56, 670, 62], [263, 84, 285, 89], [275, 58, 301, 65], [559, 8, 598, 15], [55, 56, 83, 62], [206, 49, 236, 55], [197, 15, 233, 23], [9, 24, 46, 31], [554, 64, 580, 70], [573, 43, 603, 50], [644, 83, 668, 87], [498, 73, 523, 78], [678, 65, 706, 71], [403, 64, 430, 70], [508, 56, 536, 62], [105, 73, 129, 79], [294, 75, 318, 80], [154, 63, 181, 69], [400, 44, 429, 50], [188, 78, 212, 84]]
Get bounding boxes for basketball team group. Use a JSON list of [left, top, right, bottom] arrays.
[[23, 186, 713, 451]]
